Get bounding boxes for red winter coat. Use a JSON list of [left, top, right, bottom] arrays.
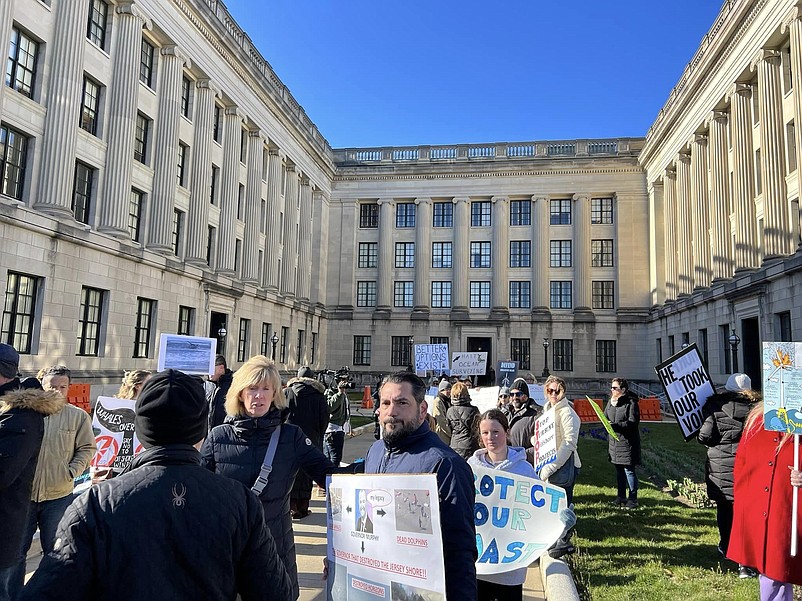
[[727, 419, 802, 584]]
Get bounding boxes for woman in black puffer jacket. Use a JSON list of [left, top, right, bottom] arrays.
[[604, 377, 641, 509], [446, 381, 479, 459], [697, 373, 755, 557], [201, 355, 337, 600]]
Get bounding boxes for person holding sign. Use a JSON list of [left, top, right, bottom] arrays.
[[447, 381, 480, 459], [603, 377, 641, 509]]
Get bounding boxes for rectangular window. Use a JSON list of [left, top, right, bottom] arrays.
[[682, 332, 690, 347], [280, 326, 288, 363], [177, 143, 188, 186], [433, 202, 453, 227], [2, 272, 39, 353], [359, 203, 379, 228], [591, 239, 614, 267], [237, 319, 250, 362], [260, 322, 272, 356], [395, 242, 415, 268], [311, 332, 317, 364], [550, 240, 572, 267], [431, 281, 452, 308], [354, 335, 371, 366], [76, 286, 104, 356], [237, 184, 244, 220], [391, 336, 411, 367], [128, 189, 143, 242], [698, 328, 709, 367], [396, 203, 416, 228], [139, 38, 155, 88], [509, 281, 531, 308], [213, 105, 222, 143], [787, 121, 797, 174], [172, 209, 183, 256], [0, 123, 29, 200], [553, 339, 573, 371], [358, 242, 378, 268], [510, 241, 531, 268], [596, 340, 616, 373], [133, 297, 155, 358], [550, 199, 571, 225], [234, 239, 242, 274], [510, 338, 530, 370], [591, 197, 614, 224], [296, 329, 305, 364], [778, 311, 793, 342], [394, 281, 413, 308], [6, 28, 38, 98], [86, 0, 109, 49], [470, 242, 491, 268], [719, 325, 731, 374], [432, 242, 452, 268], [592, 281, 614, 309], [210, 165, 219, 205], [72, 162, 94, 225], [669, 334, 676, 357], [471, 201, 491, 227], [470, 281, 491, 308], [181, 76, 192, 119], [134, 113, 150, 164], [656, 338, 662, 363], [356, 281, 377, 307], [207, 226, 215, 267], [550, 281, 572, 309], [755, 149, 762, 195], [510, 200, 531, 226], [80, 77, 100, 135], [178, 306, 194, 336], [431, 336, 448, 346], [239, 129, 247, 164]]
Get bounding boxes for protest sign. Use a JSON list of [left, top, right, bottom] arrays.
[[586, 395, 619, 441], [469, 386, 499, 414], [654, 344, 714, 440], [414, 344, 449, 374], [497, 361, 518, 387], [529, 383, 546, 407], [471, 465, 567, 574], [532, 409, 557, 472], [762, 342, 802, 434], [451, 352, 488, 377], [157, 334, 217, 375], [327, 474, 446, 601], [91, 396, 142, 472]]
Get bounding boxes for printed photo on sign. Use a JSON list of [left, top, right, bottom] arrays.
[[762, 342, 802, 435], [391, 581, 443, 601], [654, 344, 714, 440], [394, 490, 432, 535], [157, 333, 217, 375]]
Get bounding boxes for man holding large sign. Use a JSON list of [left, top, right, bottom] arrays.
[[654, 344, 715, 440]]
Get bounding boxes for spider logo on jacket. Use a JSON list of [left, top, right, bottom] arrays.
[[172, 483, 187, 508]]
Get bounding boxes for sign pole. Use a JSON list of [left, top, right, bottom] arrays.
[[793, 434, 799, 557]]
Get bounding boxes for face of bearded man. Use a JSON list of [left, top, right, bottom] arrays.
[[379, 381, 427, 447], [510, 389, 527, 410]]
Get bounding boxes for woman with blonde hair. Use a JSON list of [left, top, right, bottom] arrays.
[[201, 355, 343, 599], [117, 369, 152, 400]]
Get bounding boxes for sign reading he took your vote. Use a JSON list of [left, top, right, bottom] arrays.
[[654, 344, 715, 440]]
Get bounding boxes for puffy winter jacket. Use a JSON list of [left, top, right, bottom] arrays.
[[446, 397, 479, 458], [285, 377, 330, 504], [508, 402, 541, 461], [365, 420, 478, 601], [206, 369, 233, 432], [604, 392, 641, 466]]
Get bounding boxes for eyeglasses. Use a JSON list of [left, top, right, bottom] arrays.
[[610, 386, 621, 390], [546, 388, 561, 395], [499, 394, 509, 399], [509, 392, 524, 397]]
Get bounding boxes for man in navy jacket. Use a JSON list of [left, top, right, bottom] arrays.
[[365, 372, 477, 601]]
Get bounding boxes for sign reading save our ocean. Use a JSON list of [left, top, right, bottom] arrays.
[[654, 344, 715, 440]]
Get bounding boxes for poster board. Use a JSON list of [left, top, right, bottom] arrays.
[[90, 396, 143, 472], [157, 334, 217, 375], [762, 342, 802, 434], [496, 361, 519, 387], [414, 344, 450, 374], [654, 344, 715, 440], [532, 408, 557, 472], [450, 352, 488, 377]]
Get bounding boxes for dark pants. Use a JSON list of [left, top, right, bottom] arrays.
[[0, 561, 24, 601], [715, 498, 734, 554], [22, 494, 74, 556], [477, 580, 523, 601], [615, 464, 638, 500], [324, 431, 345, 466]]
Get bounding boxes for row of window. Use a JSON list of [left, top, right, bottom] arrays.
[[358, 198, 615, 229], [351, 335, 616, 372], [355, 280, 616, 309]]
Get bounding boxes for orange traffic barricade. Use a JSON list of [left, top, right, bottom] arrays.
[[361, 386, 372, 409], [67, 383, 91, 414], [638, 396, 662, 421], [574, 398, 603, 423]]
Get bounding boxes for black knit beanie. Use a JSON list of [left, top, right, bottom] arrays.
[[511, 378, 530, 397], [135, 369, 208, 448]]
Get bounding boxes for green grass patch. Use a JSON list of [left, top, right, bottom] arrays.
[[572, 423, 757, 600]]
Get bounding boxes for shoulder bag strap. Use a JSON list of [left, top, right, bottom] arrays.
[[251, 425, 281, 495]]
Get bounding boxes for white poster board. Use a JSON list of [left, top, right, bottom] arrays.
[[327, 474, 446, 601], [532, 409, 557, 472], [654, 344, 715, 440], [450, 352, 488, 377], [157, 334, 217, 375], [414, 344, 450, 374], [90, 396, 142, 472], [762, 342, 802, 434], [468, 386, 499, 414]]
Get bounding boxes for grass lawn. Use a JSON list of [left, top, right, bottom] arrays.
[[571, 422, 758, 600]]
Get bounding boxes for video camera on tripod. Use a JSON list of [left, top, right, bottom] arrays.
[[319, 366, 355, 390]]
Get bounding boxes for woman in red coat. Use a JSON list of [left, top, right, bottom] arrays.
[[728, 402, 802, 600]]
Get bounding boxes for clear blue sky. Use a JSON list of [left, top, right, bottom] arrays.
[[222, 1, 724, 149]]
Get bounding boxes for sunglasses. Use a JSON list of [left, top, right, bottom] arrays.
[[611, 386, 621, 390], [509, 392, 524, 397], [546, 388, 561, 395], [499, 394, 509, 398]]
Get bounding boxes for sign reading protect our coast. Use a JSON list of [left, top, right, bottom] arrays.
[[762, 342, 802, 434], [90, 396, 143, 472], [654, 344, 715, 440]]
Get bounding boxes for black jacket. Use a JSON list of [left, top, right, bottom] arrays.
[[0, 381, 62, 568], [21, 445, 292, 601], [206, 369, 233, 432], [697, 390, 752, 502], [446, 397, 479, 458], [604, 392, 641, 466], [201, 408, 335, 599], [508, 402, 541, 461]]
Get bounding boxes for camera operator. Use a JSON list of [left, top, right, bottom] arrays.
[[323, 379, 351, 466]]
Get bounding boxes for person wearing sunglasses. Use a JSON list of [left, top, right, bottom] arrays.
[[507, 378, 542, 462], [496, 386, 511, 417], [603, 377, 641, 510]]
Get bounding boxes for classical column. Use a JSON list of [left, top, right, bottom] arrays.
[[729, 83, 760, 270], [754, 49, 793, 258], [531, 196, 550, 313], [99, 2, 149, 236], [263, 148, 283, 289], [676, 153, 693, 295], [280, 165, 299, 297], [0, 1, 13, 110], [572, 194, 592, 313], [413, 198, 432, 312], [242, 129, 263, 283], [663, 168, 678, 301], [376, 198, 395, 312], [310, 189, 329, 306], [491, 196, 509, 313], [708, 111, 733, 280], [147, 46, 190, 252], [689, 134, 711, 288], [216, 106, 242, 274], [648, 179, 666, 306], [296, 177, 313, 300], [788, 9, 802, 246], [186, 80, 219, 265], [451, 197, 470, 313], [35, 0, 91, 217]]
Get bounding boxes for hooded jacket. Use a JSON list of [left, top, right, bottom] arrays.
[[0, 384, 63, 567], [285, 377, 329, 449], [446, 394, 479, 458], [604, 391, 641, 466], [206, 369, 233, 432]]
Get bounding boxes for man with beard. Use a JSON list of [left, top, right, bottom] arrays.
[[365, 372, 476, 601], [508, 377, 542, 462]]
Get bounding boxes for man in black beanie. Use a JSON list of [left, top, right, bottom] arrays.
[[22, 370, 292, 601], [508, 377, 542, 461]]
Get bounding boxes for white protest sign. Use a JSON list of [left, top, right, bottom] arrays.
[[90, 396, 142, 472], [327, 474, 446, 601], [468, 386, 499, 414], [157, 333, 217, 375], [472, 465, 567, 574], [654, 344, 715, 440], [451, 352, 488, 376], [532, 409, 557, 472], [414, 344, 449, 373], [762, 342, 802, 434]]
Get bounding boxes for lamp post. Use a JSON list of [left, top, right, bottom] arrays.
[[542, 337, 550, 378], [217, 325, 227, 356], [728, 330, 741, 373], [270, 331, 279, 362], [408, 336, 414, 373]]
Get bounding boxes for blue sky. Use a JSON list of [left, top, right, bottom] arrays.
[[222, 1, 724, 149]]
